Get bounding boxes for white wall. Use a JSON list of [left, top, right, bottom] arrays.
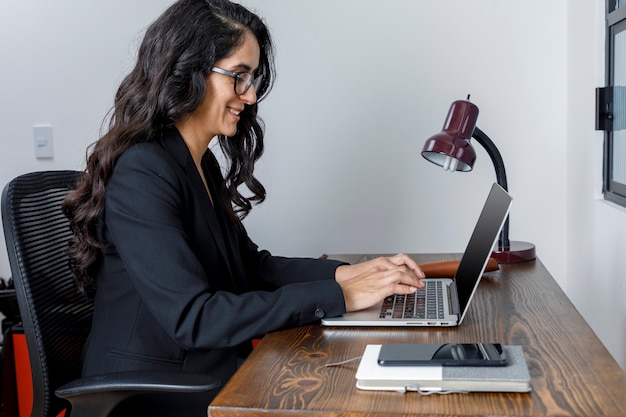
[[240, 0, 568, 283], [0, 0, 623, 370], [566, 0, 626, 371]]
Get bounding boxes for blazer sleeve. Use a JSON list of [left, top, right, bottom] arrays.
[[232, 224, 344, 290], [104, 144, 346, 350]]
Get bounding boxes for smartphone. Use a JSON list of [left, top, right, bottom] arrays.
[[377, 343, 507, 367]]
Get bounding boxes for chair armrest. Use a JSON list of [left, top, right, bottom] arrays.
[[55, 371, 220, 417], [56, 371, 220, 396]]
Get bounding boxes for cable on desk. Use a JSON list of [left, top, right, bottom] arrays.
[[324, 356, 362, 367]]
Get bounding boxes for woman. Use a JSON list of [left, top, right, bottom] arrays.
[[62, 0, 424, 401]]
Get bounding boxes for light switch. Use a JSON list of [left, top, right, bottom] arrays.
[[33, 125, 54, 159]]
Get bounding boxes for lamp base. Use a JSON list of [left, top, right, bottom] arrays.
[[492, 241, 536, 264]]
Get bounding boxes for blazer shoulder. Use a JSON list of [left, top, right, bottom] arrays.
[[116, 129, 192, 173], [117, 141, 169, 166], [116, 140, 188, 176]]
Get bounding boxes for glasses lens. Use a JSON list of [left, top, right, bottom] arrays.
[[252, 75, 263, 93], [235, 73, 253, 95]]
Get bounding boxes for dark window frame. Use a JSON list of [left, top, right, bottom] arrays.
[[604, 0, 626, 206]]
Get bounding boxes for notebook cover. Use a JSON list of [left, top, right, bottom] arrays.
[[355, 344, 531, 393]]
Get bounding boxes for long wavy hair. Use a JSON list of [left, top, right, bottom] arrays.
[[62, 0, 275, 292]]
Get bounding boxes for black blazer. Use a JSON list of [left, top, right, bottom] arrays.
[[81, 128, 346, 384]]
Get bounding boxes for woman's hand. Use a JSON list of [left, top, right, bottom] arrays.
[[334, 254, 425, 313]]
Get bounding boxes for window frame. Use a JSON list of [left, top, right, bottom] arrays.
[[604, 0, 626, 206]]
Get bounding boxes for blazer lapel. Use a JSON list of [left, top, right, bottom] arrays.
[[202, 152, 249, 293], [158, 129, 234, 281]]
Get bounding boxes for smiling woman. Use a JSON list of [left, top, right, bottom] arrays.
[[176, 30, 262, 151], [58, 1, 425, 414]]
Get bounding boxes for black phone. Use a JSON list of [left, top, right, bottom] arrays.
[[377, 343, 507, 367]]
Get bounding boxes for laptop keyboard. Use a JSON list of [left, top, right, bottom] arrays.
[[379, 281, 445, 320]]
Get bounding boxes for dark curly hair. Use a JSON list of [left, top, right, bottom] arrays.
[[62, 0, 275, 292]]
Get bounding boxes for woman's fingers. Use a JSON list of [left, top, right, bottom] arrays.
[[335, 254, 425, 283], [338, 263, 424, 312], [388, 253, 425, 279]]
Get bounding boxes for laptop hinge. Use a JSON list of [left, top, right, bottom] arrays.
[[448, 281, 460, 315]]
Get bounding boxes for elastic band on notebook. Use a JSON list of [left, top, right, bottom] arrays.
[[402, 384, 469, 395]]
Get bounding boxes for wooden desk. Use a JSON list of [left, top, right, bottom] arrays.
[[209, 254, 626, 417]]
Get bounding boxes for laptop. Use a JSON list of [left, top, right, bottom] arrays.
[[321, 182, 512, 327]]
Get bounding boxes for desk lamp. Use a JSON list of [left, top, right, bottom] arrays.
[[421, 97, 535, 263]]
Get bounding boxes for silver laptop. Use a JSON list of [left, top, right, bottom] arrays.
[[321, 183, 512, 327]]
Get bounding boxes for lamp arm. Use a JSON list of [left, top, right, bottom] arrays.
[[471, 126, 510, 248], [471, 127, 508, 191]]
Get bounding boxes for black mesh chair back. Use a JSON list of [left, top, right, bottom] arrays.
[[2, 171, 220, 417], [2, 170, 87, 417]]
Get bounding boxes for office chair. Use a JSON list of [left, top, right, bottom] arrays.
[[1, 170, 220, 417]]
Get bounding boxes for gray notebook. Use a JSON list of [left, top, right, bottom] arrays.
[[355, 345, 532, 393]]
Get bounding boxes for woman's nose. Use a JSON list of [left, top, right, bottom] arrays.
[[240, 86, 257, 105]]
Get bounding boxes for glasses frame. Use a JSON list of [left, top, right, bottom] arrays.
[[211, 67, 263, 96]]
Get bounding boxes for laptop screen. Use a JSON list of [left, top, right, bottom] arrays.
[[454, 183, 512, 320]]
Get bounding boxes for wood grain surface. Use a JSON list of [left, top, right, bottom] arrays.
[[209, 254, 626, 416]]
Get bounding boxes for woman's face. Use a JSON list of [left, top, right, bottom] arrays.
[[186, 30, 261, 142]]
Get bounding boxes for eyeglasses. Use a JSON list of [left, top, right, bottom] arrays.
[[211, 67, 263, 96]]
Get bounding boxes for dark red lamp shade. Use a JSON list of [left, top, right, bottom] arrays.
[[421, 99, 479, 171]]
